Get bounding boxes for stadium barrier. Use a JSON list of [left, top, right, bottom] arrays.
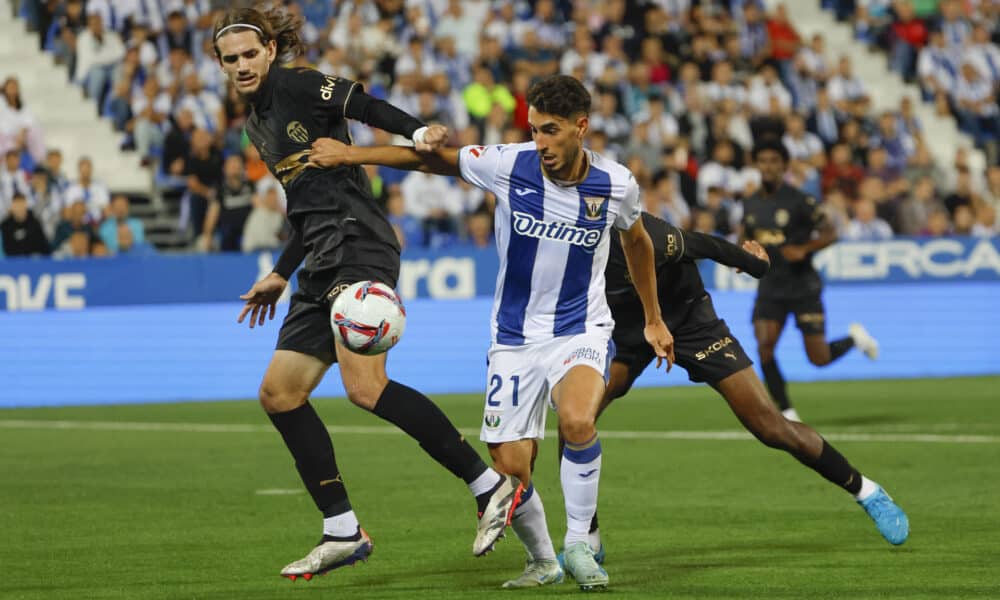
[[1, 238, 998, 407]]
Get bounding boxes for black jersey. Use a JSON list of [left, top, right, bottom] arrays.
[[741, 183, 825, 300], [248, 65, 425, 297], [605, 212, 768, 330]]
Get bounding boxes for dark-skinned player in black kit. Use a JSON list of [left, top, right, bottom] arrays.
[[742, 138, 880, 423]]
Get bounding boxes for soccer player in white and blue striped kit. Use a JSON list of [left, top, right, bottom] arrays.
[[309, 75, 675, 590]]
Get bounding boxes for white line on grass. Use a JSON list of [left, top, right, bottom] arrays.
[[0, 419, 997, 444]]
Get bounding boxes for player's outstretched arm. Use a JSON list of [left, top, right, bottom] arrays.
[[679, 229, 770, 278], [309, 138, 461, 176], [236, 229, 302, 329], [620, 217, 675, 370]]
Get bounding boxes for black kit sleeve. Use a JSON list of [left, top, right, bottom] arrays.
[[678, 228, 770, 279], [272, 227, 305, 280]]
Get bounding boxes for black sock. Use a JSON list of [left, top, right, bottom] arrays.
[[589, 514, 599, 534], [804, 439, 863, 495], [268, 403, 351, 518], [373, 380, 489, 484], [828, 337, 854, 363], [761, 359, 791, 411]]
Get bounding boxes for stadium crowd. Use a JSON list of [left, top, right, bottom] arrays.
[[2, 0, 1000, 259]]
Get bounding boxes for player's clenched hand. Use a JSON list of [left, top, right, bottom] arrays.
[[742, 240, 770, 266], [309, 138, 351, 168], [415, 124, 449, 151], [644, 319, 675, 372], [780, 244, 808, 262], [237, 272, 287, 329]]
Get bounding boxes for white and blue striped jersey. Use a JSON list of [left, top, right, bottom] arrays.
[[458, 142, 642, 346]]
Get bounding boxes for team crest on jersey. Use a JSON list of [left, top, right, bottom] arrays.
[[775, 208, 790, 227], [484, 412, 502, 428], [287, 121, 309, 144], [583, 196, 607, 221]]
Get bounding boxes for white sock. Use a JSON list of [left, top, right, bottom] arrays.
[[468, 468, 502, 497], [855, 476, 879, 501], [510, 484, 556, 561], [588, 528, 601, 553], [561, 435, 602, 548], [323, 509, 360, 538]]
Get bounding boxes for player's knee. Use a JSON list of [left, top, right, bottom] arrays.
[[757, 343, 776, 363], [343, 379, 385, 410], [258, 380, 308, 414], [751, 415, 794, 451], [559, 414, 597, 446], [806, 348, 831, 366]]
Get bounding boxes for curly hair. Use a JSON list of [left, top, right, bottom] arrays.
[[525, 75, 592, 119], [752, 136, 790, 163], [212, 5, 304, 64]]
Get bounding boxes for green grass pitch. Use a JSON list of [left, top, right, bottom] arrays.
[[1, 377, 998, 599]]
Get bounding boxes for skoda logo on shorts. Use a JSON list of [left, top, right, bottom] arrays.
[[287, 121, 309, 144]]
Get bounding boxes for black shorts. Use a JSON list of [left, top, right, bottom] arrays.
[[275, 263, 398, 365], [612, 297, 754, 392], [752, 295, 826, 336]]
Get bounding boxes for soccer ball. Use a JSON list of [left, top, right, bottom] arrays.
[[330, 281, 407, 355]]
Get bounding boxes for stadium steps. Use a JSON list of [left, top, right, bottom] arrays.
[[776, 0, 987, 172], [0, 0, 152, 195]]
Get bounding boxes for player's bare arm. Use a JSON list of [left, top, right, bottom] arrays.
[[619, 217, 674, 369], [309, 138, 462, 176]]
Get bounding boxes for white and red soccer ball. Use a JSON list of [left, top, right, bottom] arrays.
[[330, 281, 406, 355]]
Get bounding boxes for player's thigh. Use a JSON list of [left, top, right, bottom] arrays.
[[794, 297, 830, 364], [488, 439, 537, 485], [675, 319, 755, 385], [552, 366, 607, 444], [480, 344, 550, 447], [259, 349, 330, 413]]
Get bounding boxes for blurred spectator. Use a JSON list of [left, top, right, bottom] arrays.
[[646, 170, 691, 228], [965, 24, 1000, 86], [1, 149, 31, 212], [162, 108, 195, 177], [26, 166, 62, 240], [897, 177, 941, 235], [952, 62, 1000, 156], [952, 204, 975, 235], [944, 168, 980, 216], [241, 176, 287, 252], [822, 142, 865, 198], [980, 166, 1000, 213], [1, 192, 50, 256], [590, 90, 630, 150], [889, 0, 927, 81], [463, 63, 515, 123], [807, 87, 843, 148], [923, 206, 952, 237], [176, 72, 223, 135], [183, 129, 221, 244], [385, 187, 421, 250], [43, 149, 70, 198], [917, 30, 958, 101], [131, 76, 172, 162], [972, 205, 997, 237], [400, 171, 462, 248], [51, 199, 92, 251], [870, 111, 915, 172], [50, 0, 87, 75], [844, 198, 894, 240], [436, 0, 483, 57], [99, 194, 145, 254], [697, 139, 743, 205], [827, 55, 870, 115], [203, 154, 254, 252], [466, 210, 494, 249], [64, 156, 110, 222], [74, 13, 125, 109], [748, 64, 793, 115], [0, 77, 45, 164]]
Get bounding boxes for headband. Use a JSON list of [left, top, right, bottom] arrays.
[[215, 23, 264, 40]]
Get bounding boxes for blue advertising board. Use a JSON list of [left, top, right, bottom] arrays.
[[0, 238, 998, 310]]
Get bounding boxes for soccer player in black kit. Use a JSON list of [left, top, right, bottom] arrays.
[[743, 138, 879, 423], [213, 7, 519, 581], [563, 211, 908, 563]]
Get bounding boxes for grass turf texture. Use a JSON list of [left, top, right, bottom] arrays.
[[1, 376, 998, 599]]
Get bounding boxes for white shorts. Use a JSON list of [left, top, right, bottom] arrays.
[[480, 329, 614, 444]]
